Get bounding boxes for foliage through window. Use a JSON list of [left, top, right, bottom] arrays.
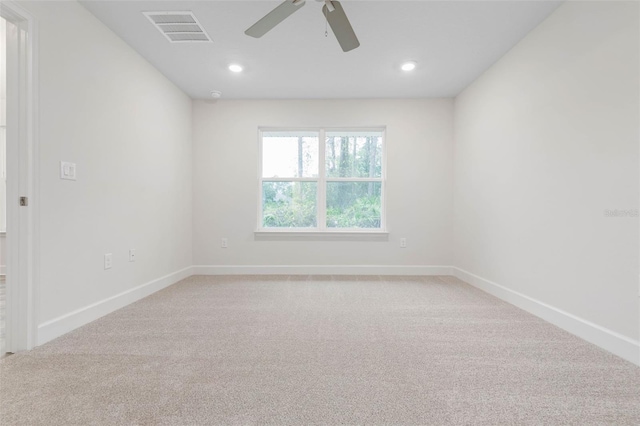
[[259, 129, 384, 231]]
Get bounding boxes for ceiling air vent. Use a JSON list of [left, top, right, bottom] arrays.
[[143, 11, 212, 43]]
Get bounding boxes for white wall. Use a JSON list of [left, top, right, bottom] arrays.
[[19, 2, 193, 328], [453, 0, 639, 345], [193, 99, 453, 270]]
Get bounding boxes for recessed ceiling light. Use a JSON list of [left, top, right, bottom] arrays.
[[228, 64, 243, 73], [210, 90, 222, 99], [401, 61, 417, 72]]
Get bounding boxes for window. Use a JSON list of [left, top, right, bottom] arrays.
[[258, 128, 385, 232]]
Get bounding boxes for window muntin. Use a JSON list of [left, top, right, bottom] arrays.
[[258, 128, 385, 232]]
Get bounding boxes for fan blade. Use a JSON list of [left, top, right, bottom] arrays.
[[322, 1, 360, 52], [245, 0, 306, 38]]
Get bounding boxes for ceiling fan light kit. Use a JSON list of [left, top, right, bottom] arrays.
[[245, 0, 360, 52], [323, 0, 335, 13], [401, 61, 417, 72]]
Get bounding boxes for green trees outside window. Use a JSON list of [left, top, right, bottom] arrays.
[[260, 129, 384, 230], [262, 181, 317, 228]]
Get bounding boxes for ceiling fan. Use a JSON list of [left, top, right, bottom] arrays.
[[245, 0, 360, 52]]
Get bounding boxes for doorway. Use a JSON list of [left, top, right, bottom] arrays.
[[1, 14, 8, 357], [0, 2, 37, 355]]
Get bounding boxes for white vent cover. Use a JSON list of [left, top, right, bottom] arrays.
[[143, 11, 212, 43]]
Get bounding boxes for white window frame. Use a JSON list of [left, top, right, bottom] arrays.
[[257, 127, 387, 234]]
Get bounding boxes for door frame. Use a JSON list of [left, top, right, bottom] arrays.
[[1, 1, 38, 353]]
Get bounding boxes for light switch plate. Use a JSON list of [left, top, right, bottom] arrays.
[[60, 161, 77, 180]]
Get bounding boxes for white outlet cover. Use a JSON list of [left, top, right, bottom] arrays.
[[104, 253, 113, 269]]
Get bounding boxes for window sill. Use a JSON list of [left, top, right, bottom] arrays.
[[254, 230, 389, 241]]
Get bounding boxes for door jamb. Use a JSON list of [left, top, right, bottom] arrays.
[[1, 1, 39, 352]]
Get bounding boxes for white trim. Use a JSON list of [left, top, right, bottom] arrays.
[[324, 177, 384, 182], [452, 267, 640, 366], [30, 265, 640, 368], [37, 266, 193, 346], [255, 230, 388, 235], [1, 1, 39, 353], [254, 230, 389, 242], [318, 128, 327, 230], [193, 265, 453, 276], [261, 177, 322, 182]]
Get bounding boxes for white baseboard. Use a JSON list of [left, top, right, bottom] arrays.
[[192, 265, 453, 276], [34, 264, 639, 367], [452, 267, 640, 366], [37, 266, 193, 346]]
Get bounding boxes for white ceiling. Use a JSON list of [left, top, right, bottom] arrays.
[[79, 1, 563, 99]]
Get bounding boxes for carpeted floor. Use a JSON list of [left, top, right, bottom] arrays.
[[1, 275, 639, 425]]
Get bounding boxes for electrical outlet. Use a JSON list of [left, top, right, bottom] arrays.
[[129, 249, 136, 262], [221, 238, 228, 248], [104, 253, 113, 269], [400, 238, 407, 248]]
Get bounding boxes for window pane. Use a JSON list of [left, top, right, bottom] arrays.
[[262, 181, 317, 228], [262, 131, 319, 178], [325, 131, 382, 178], [326, 182, 382, 228]]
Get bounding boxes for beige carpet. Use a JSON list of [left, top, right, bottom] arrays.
[[1, 275, 639, 425]]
